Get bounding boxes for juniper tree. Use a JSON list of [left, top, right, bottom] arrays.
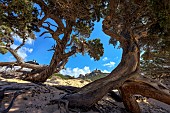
[[0, 0, 170, 113]]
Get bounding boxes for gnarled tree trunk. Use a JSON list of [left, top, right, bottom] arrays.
[[61, 39, 170, 112], [23, 50, 68, 83], [62, 40, 140, 109]]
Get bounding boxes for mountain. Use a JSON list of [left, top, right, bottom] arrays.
[[78, 69, 109, 81]]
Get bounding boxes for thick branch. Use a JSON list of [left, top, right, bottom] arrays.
[[0, 46, 24, 63], [0, 62, 16, 66], [55, 59, 68, 73], [62, 50, 76, 59], [49, 14, 64, 30], [20, 63, 45, 70], [38, 14, 48, 26]]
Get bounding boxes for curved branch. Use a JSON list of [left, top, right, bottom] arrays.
[[0, 46, 24, 63]]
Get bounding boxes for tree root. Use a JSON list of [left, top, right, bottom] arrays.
[[0, 87, 30, 113], [120, 78, 170, 113]]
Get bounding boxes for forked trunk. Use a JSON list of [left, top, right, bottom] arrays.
[[63, 42, 140, 109]]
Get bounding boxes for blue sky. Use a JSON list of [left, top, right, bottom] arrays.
[[0, 21, 122, 77]]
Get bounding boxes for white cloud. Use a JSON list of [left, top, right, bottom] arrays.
[[103, 61, 115, 68], [59, 66, 91, 77], [11, 44, 33, 60], [90, 58, 94, 61], [13, 34, 34, 45], [101, 70, 110, 73], [102, 57, 108, 61], [25, 38, 34, 45]]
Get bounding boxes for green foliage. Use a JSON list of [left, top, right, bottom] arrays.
[[53, 73, 74, 80], [109, 38, 117, 47], [140, 34, 170, 79], [0, 42, 7, 54], [149, 0, 170, 31], [0, 0, 38, 38], [87, 39, 104, 61], [0, 0, 38, 54]]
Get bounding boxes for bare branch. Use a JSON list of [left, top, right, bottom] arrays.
[[40, 31, 50, 37], [66, 35, 75, 47], [63, 50, 77, 59], [44, 36, 52, 39], [41, 25, 54, 33], [43, 21, 58, 28], [38, 14, 48, 26], [15, 38, 26, 51]]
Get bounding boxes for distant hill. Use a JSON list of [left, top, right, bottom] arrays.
[[52, 73, 75, 80], [78, 69, 109, 81]]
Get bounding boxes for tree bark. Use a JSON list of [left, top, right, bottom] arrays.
[[62, 41, 140, 109]]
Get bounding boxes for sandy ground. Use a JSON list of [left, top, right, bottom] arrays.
[[0, 71, 170, 113]]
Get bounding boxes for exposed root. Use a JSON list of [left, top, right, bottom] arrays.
[[120, 78, 170, 113], [0, 87, 30, 113]]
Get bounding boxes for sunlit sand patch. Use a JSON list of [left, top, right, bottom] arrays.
[[8, 107, 19, 112]]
